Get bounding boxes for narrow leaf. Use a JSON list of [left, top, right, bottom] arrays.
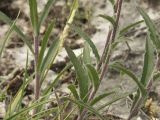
[[99, 14, 116, 26], [40, 0, 78, 83], [69, 24, 100, 62], [0, 11, 20, 58], [65, 97, 105, 120], [83, 42, 91, 64], [110, 62, 146, 94], [119, 20, 144, 36], [5, 73, 34, 118], [68, 84, 79, 100], [38, 20, 55, 70], [97, 93, 129, 111], [86, 64, 100, 91], [65, 46, 89, 100], [0, 12, 33, 53], [6, 98, 55, 120], [90, 91, 115, 106], [28, 0, 38, 35], [40, 39, 60, 77], [38, 0, 56, 30], [137, 7, 160, 50], [140, 36, 155, 86]]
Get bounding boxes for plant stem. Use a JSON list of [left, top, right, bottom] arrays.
[[34, 35, 40, 100], [77, 1, 123, 120], [97, 29, 112, 71]]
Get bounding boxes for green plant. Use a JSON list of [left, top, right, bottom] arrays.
[[1, 0, 159, 119], [110, 7, 160, 120], [0, 0, 79, 119]]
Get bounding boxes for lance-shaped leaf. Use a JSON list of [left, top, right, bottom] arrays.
[[64, 97, 104, 120], [110, 62, 146, 95], [90, 91, 115, 106], [38, 20, 55, 70], [65, 46, 89, 101], [40, 0, 78, 83], [28, 0, 38, 35], [0, 11, 20, 58], [38, 0, 56, 30], [99, 14, 116, 26], [86, 64, 100, 91], [119, 20, 144, 36], [0, 12, 33, 53], [137, 7, 160, 50], [6, 98, 55, 120], [140, 36, 155, 86], [40, 39, 60, 76], [83, 42, 91, 64], [68, 84, 79, 100], [69, 24, 100, 62]]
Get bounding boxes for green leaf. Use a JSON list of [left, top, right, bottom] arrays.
[[65, 46, 89, 101], [119, 20, 144, 36], [97, 92, 129, 111], [38, 20, 55, 70], [110, 62, 146, 95], [65, 97, 105, 120], [40, 0, 78, 84], [90, 91, 115, 106], [28, 0, 38, 35], [68, 84, 79, 100], [0, 11, 20, 58], [140, 36, 155, 86], [0, 11, 34, 53], [6, 98, 55, 120], [86, 64, 100, 91], [30, 107, 57, 119], [5, 73, 34, 118], [40, 39, 60, 79], [59, 0, 79, 48], [99, 14, 116, 26], [69, 24, 100, 62], [137, 7, 160, 50], [38, 0, 56, 30], [83, 42, 91, 64]]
